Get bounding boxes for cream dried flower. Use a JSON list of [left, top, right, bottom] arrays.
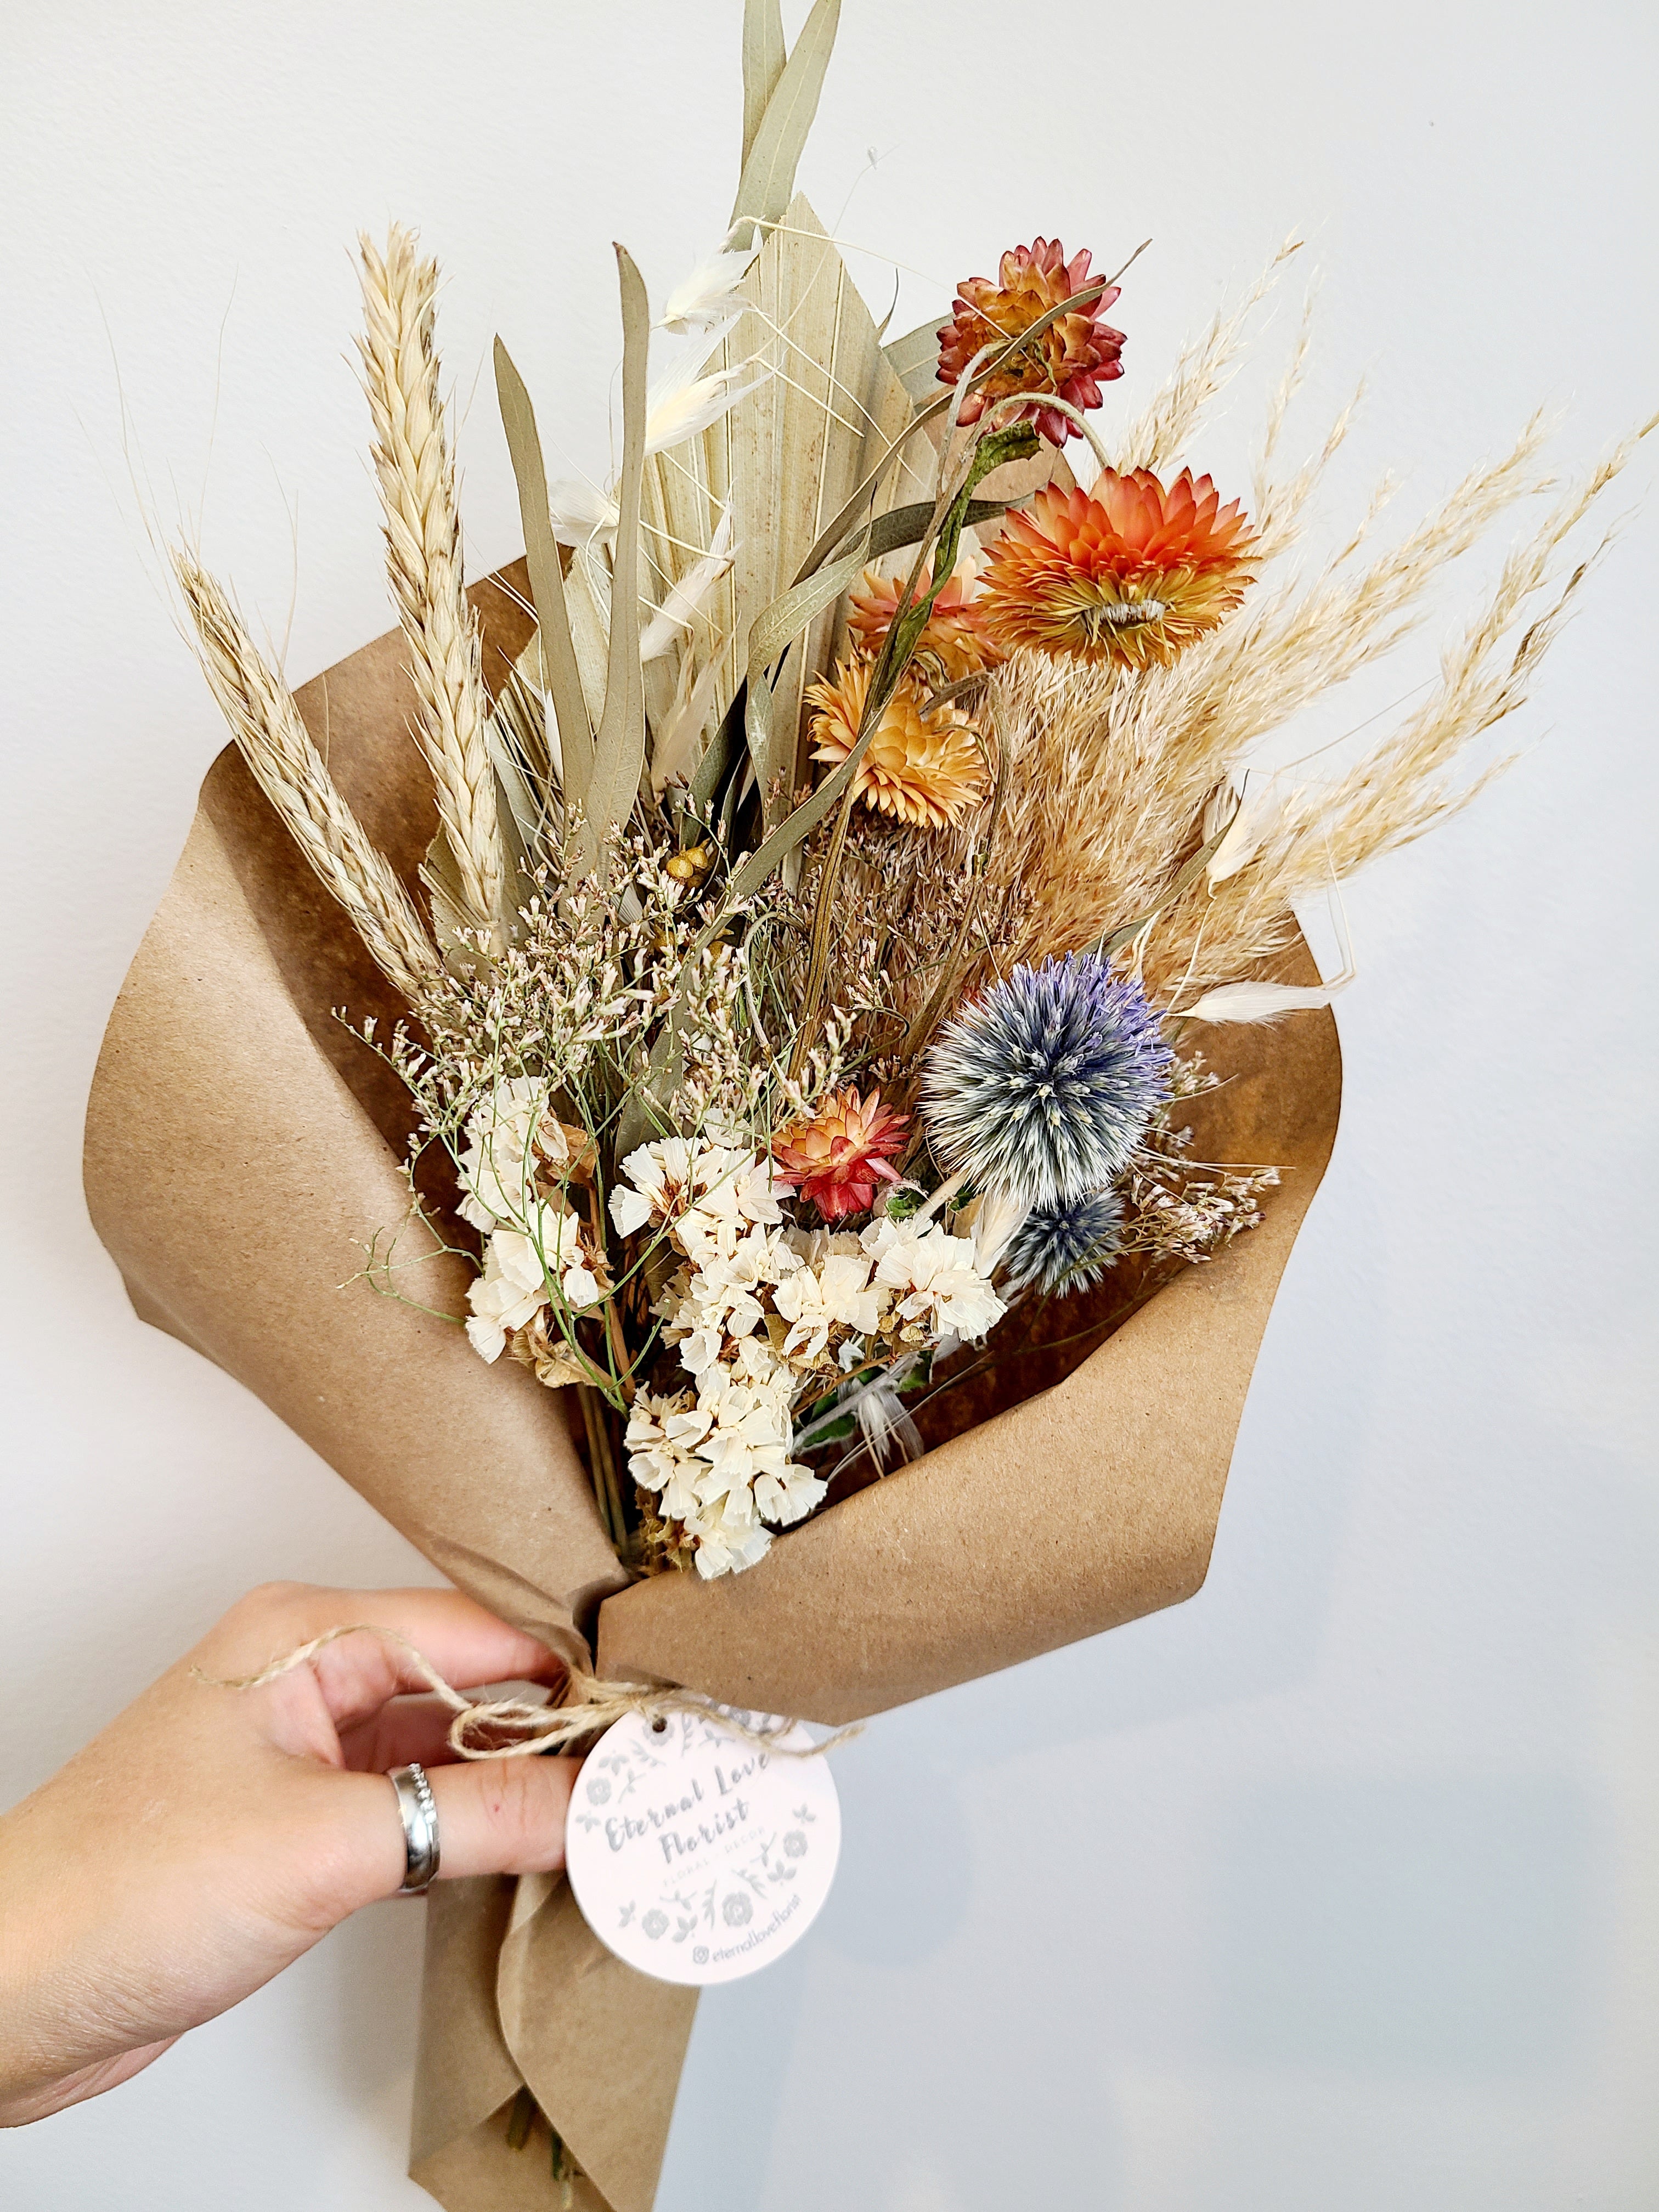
[[771, 1251, 884, 1364], [608, 1135, 783, 1256], [624, 1358, 823, 1579], [457, 1077, 574, 1232], [863, 1217, 1006, 1342], [464, 1205, 602, 1364]]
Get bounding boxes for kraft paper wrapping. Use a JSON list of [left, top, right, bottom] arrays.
[[83, 573, 1340, 2210]]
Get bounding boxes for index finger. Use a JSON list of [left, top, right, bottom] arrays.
[[198, 1582, 567, 1730]]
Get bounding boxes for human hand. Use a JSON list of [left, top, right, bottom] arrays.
[[0, 1581, 578, 2126]]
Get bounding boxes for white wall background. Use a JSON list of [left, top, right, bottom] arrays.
[[3, 3, 1656, 2206]]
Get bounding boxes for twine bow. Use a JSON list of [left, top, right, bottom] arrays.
[[195, 1623, 860, 1759]]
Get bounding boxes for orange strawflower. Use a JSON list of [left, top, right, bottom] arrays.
[[936, 238, 1125, 448], [772, 1087, 909, 1221], [806, 656, 988, 830], [979, 468, 1259, 669], [846, 560, 1003, 684]]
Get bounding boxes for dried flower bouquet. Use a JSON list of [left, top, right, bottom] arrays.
[[85, 2, 1650, 2206], [171, 121, 1641, 1592]]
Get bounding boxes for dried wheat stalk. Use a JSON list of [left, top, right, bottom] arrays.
[[174, 550, 443, 1003], [357, 225, 505, 949]]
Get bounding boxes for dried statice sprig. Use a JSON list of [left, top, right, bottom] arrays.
[[1115, 1058, 1281, 1267], [173, 551, 443, 1003], [358, 225, 506, 949], [380, 826, 842, 1180], [388, 836, 713, 1139]]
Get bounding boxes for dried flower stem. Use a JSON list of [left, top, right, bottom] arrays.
[[173, 551, 443, 1003], [358, 226, 505, 948]]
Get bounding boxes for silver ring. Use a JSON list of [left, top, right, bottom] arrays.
[[388, 1763, 441, 1893]]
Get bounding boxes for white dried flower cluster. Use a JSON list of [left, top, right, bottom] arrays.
[[455, 1078, 605, 1364], [612, 1138, 1005, 1578]]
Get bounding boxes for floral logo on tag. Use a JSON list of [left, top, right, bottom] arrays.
[[565, 1707, 841, 1986]]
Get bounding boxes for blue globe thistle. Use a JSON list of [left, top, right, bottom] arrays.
[[1003, 1188, 1125, 1297], [922, 953, 1170, 1206]]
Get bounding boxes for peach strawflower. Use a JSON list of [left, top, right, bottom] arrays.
[[806, 656, 988, 830], [772, 1087, 909, 1221], [937, 239, 1125, 448], [846, 558, 1003, 684], [979, 468, 1259, 669]]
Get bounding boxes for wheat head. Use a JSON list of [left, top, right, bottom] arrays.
[[357, 225, 505, 950], [174, 550, 443, 1005]]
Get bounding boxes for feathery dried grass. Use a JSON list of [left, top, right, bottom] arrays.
[[966, 404, 1654, 1007], [1113, 236, 1302, 476], [358, 226, 505, 947], [173, 551, 443, 1003], [1152, 413, 1658, 996]]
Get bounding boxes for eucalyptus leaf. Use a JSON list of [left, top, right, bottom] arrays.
[[689, 681, 744, 815], [703, 701, 876, 939], [483, 672, 555, 879], [493, 338, 594, 808], [744, 534, 872, 822], [883, 317, 945, 405], [420, 827, 476, 972], [579, 247, 651, 867], [614, 1024, 685, 1159], [862, 498, 1010, 565], [741, 0, 786, 169], [730, 0, 840, 233]]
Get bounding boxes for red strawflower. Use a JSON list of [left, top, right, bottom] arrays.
[[936, 238, 1125, 448], [771, 1087, 910, 1221]]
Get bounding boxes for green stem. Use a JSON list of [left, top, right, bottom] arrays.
[[578, 1383, 627, 1554]]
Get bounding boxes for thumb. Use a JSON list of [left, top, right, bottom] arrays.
[[422, 1753, 580, 1881]]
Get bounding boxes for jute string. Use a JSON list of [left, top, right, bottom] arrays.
[[194, 1623, 861, 1759]]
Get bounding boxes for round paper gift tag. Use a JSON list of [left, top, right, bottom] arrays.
[[564, 1706, 842, 1985]]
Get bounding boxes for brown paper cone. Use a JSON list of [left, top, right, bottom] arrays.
[[84, 575, 1340, 2209], [599, 981, 1339, 1720]]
